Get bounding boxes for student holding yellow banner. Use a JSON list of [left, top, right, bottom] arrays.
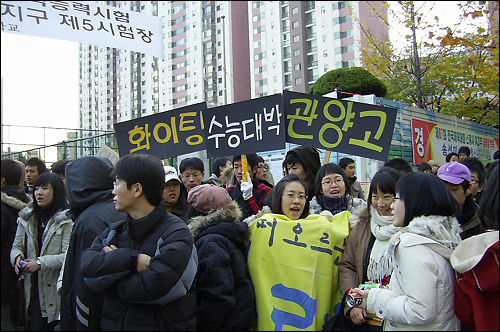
[[246, 174, 351, 331]]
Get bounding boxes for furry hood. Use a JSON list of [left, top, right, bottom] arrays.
[[369, 214, 462, 282], [310, 196, 367, 229], [18, 203, 70, 226], [1, 190, 29, 211], [189, 200, 243, 238], [399, 215, 463, 254], [348, 198, 368, 228], [243, 205, 272, 226]]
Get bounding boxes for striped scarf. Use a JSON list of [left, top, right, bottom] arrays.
[[320, 194, 349, 216]]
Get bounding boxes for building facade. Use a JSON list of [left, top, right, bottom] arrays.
[[78, 1, 388, 153]]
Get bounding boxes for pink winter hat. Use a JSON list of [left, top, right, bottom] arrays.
[[187, 184, 231, 213]]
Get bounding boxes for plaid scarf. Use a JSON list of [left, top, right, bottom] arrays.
[[319, 194, 349, 216]]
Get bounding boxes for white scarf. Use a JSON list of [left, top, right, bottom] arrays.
[[369, 215, 462, 282], [367, 205, 399, 282]]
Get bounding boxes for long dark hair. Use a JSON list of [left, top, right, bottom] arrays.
[[396, 172, 458, 226], [32, 172, 68, 222], [269, 174, 310, 219], [478, 164, 499, 230]]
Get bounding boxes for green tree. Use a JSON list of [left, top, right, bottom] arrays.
[[309, 66, 387, 99], [357, 1, 498, 126]]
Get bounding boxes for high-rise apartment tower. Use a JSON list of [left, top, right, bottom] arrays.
[[79, 1, 388, 146]]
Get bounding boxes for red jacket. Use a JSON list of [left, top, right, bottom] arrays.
[[450, 231, 499, 331]]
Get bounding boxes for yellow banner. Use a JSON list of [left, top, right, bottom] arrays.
[[248, 212, 351, 331]]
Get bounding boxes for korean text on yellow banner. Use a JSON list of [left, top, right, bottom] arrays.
[[247, 212, 350, 331]]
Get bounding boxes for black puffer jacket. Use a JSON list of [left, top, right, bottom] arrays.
[[189, 201, 256, 331], [60, 156, 127, 331], [81, 202, 197, 331], [1, 188, 29, 304]]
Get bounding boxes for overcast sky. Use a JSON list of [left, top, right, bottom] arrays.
[[1, 33, 79, 164], [0, 1, 482, 164]]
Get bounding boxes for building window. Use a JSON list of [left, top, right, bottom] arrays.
[[305, 12, 315, 25], [295, 77, 302, 85], [305, 1, 315, 11], [307, 53, 318, 67], [283, 46, 291, 58], [292, 7, 298, 14], [284, 74, 291, 86], [283, 60, 291, 72], [292, 21, 299, 29], [281, 6, 289, 18], [294, 63, 301, 71], [293, 35, 300, 43], [293, 49, 300, 57], [306, 39, 317, 53]]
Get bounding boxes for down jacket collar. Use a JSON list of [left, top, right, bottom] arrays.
[[1, 190, 29, 211], [188, 201, 243, 238], [126, 201, 166, 241]]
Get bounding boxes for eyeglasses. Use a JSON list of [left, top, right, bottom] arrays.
[[283, 193, 308, 201], [321, 178, 344, 186], [181, 173, 202, 179]]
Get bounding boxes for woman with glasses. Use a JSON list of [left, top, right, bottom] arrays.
[[337, 167, 402, 330], [246, 174, 352, 330], [255, 156, 274, 189], [310, 163, 366, 221], [353, 172, 461, 330], [268, 174, 310, 220]]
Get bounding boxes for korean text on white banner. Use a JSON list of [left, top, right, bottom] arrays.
[[1, 1, 164, 58]]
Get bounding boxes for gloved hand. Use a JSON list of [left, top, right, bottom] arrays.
[[241, 172, 253, 200]]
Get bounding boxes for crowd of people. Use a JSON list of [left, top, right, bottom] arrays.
[[0, 144, 498, 331]]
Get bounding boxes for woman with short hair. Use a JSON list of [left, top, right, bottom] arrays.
[[354, 172, 461, 330]]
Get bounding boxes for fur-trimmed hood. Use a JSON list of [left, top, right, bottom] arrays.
[[1, 190, 29, 211], [189, 201, 243, 238], [369, 214, 462, 282], [309, 196, 367, 229], [242, 205, 272, 226]]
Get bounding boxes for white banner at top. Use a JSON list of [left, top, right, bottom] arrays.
[[1, 1, 164, 58]]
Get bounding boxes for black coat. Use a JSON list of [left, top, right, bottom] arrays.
[[60, 156, 127, 331], [189, 201, 256, 331], [1, 188, 29, 304], [81, 202, 197, 331]]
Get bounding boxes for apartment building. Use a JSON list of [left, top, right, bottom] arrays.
[[79, 1, 388, 146]]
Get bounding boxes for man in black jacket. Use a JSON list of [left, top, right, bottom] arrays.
[[81, 154, 197, 331], [59, 156, 126, 330]]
